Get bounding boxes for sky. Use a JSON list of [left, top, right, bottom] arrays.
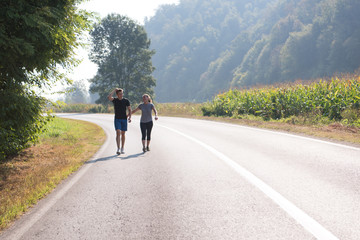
[[51, 0, 179, 99], [80, 0, 179, 23]]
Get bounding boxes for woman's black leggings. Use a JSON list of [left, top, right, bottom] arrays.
[[140, 121, 153, 140]]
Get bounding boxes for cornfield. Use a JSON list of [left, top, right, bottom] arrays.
[[202, 77, 360, 121]]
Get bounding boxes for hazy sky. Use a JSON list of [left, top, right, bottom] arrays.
[[54, 0, 179, 98], [80, 0, 179, 23]]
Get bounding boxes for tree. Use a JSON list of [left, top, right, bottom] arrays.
[[145, 0, 360, 102], [145, 0, 276, 102], [89, 14, 156, 105], [64, 79, 89, 104], [0, 0, 92, 160], [0, 0, 92, 89]]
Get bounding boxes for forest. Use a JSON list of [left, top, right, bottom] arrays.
[[144, 0, 360, 102]]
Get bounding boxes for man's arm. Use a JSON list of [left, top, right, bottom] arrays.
[[108, 88, 116, 102], [127, 105, 132, 123]]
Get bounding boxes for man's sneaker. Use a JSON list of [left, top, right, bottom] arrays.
[[143, 147, 146, 153], [146, 146, 150, 151], [121, 148, 125, 154], [116, 149, 120, 155]]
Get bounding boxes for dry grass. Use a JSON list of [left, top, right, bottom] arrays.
[[155, 102, 203, 117], [0, 117, 105, 231], [220, 117, 360, 146]]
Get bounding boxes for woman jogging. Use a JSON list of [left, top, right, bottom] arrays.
[[132, 94, 158, 152]]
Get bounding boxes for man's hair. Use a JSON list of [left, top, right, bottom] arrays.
[[116, 88, 123, 94]]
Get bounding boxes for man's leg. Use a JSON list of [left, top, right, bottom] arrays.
[[116, 129, 121, 155], [119, 119, 128, 154], [116, 130, 121, 148], [120, 131, 126, 153]]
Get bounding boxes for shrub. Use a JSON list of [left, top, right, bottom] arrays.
[[0, 89, 51, 161]]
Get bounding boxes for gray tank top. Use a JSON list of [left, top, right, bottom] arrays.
[[138, 103, 154, 123]]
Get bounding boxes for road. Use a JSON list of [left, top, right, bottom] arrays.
[[1, 113, 360, 239]]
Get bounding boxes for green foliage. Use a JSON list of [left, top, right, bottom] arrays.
[[146, 0, 272, 102], [0, 89, 51, 161], [341, 109, 360, 127], [41, 117, 71, 139], [0, 0, 92, 160], [0, 0, 93, 88], [146, 0, 360, 102], [52, 103, 111, 114], [89, 14, 156, 105], [202, 77, 360, 123]]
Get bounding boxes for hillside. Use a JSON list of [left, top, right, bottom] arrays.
[[145, 0, 360, 102]]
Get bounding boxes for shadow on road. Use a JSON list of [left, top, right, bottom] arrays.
[[85, 152, 144, 164], [85, 155, 118, 164], [120, 152, 144, 160]]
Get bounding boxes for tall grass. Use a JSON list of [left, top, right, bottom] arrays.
[[155, 103, 203, 117], [51, 103, 113, 113], [201, 76, 360, 126]]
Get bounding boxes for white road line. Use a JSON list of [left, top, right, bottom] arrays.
[[216, 121, 360, 151], [5, 127, 111, 240], [159, 124, 339, 240], [164, 117, 360, 151]]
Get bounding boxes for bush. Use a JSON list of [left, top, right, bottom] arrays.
[[0, 89, 51, 161]]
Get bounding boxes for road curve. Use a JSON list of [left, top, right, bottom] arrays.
[[1, 113, 359, 240]]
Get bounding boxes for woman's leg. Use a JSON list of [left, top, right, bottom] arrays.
[[146, 121, 153, 149], [140, 122, 147, 151]]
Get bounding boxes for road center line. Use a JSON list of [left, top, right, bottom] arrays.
[[159, 124, 339, 240]]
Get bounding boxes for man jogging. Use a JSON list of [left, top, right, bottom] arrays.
[[108, 88, 132, 155]]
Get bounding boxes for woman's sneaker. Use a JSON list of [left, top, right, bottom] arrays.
[[116, 149, 120, 155], [143, 147, 146, 153], [146, 146, 150, 151], [121, 148, 125, 154]]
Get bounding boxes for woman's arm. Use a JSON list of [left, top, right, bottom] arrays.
[[132, 107, 140, 114], [152, 105, 158, 120]]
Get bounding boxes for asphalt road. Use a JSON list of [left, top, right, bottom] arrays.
[[1, 113, 360, 240]]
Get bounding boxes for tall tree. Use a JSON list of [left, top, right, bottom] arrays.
[[0, 0, 92, 160], [64, 79, 89, 104], [0, 0, 92, 89], [89, 14, 156, 105]]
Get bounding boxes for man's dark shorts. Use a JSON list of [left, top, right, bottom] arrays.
[[114, 118, 127, 131]]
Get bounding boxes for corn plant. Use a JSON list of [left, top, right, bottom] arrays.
[[201, 77, 360, 121]]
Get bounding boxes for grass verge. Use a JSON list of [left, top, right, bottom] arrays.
[[0, 117, 105, 231], [156, 103, 360, 147]]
